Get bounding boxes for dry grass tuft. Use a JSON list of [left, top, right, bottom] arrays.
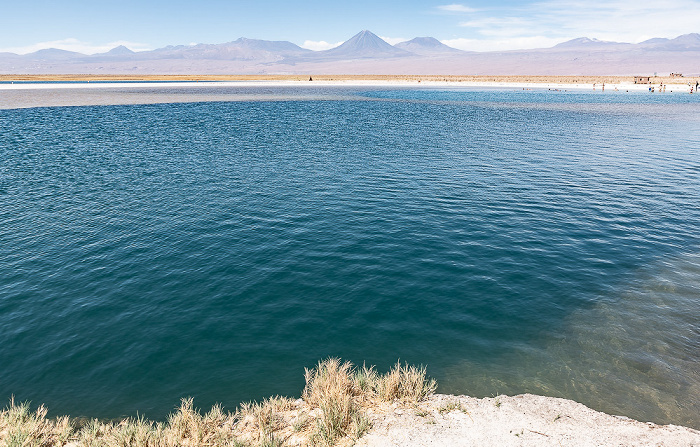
[[304, 359, 358, 445], [109, 415, 160, 447], [375, 362, 437, 402], [0, 359, 437, 447], [237, 396, 295, 446], [302, 358, 436, 445], [167, 397, 203, 443], [1, 397, 72, 447]]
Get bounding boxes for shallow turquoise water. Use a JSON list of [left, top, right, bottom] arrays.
[[1, 88, 699, 427]]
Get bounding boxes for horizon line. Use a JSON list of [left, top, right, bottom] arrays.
[[4, 31, 699, 56]]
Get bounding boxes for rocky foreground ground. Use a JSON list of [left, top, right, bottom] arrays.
[[357, 393, 700, 447], [2, 359, 700, 446]]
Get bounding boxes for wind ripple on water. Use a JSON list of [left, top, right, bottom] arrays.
[[0, 90, 699, 424]]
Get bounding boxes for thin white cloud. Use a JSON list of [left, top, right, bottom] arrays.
[[0, 38, 151, 55], [449, 0, 700, 46], [442, 36, 564, 52], [379, 36, 409, 45], [438, 4, 478, 13], [459, 17, 533, 29], [458, 17, 538, 37], [300, 40, 343, 51], [529, 0, 700, 42]]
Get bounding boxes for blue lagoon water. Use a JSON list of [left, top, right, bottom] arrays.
[[1, 87, 699, 427]]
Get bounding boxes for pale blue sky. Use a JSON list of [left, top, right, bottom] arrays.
[[2, 0, 699, 54]]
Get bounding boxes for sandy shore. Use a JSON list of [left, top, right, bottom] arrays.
[[3, 392, 699, 446], [1, 76, 696, 110], [1, 75, 695, 91], [358, 393, 700, 447], [2, 74, 699, 83]]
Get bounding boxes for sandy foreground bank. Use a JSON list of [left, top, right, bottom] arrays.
[[357, 394, 700, 447], [3, 393, 698, 447]]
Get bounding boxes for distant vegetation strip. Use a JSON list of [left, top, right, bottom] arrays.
[[0, 358, 436, 447]]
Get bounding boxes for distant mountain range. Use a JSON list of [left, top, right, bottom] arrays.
[[2, 30, 699, 75]]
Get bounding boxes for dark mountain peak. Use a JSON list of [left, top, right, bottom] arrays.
[[232, 37, 263, 46], [321, 30, 411, 59], [344, 30, 391, 48], [554, 37, 618, 48], [395, 37, 463, 54], [105, 45, 135, 55], [671, 33, 700, 46], [355, 30, 377, 39], [231, 37, 309, 53], [155, 44, 190, 52], [89, 45, 137, 60], [675, 32, 700, 39], [404, 37, 444, 47], [640, 37, 669, 45], [27, 48, 85, 60], [639, 33, 700, 51], [140, 37, 309, 62]]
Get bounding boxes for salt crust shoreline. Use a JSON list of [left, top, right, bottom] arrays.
[[358, 393, 700, 446], [0, 79, 694, 91], [32, 393, 700, 446], [2, 79, 695, 110]]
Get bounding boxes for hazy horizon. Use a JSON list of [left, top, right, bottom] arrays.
[[3, 0, 700, 55], [3, 31, 699, 57]]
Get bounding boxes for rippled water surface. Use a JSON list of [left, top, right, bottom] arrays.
[[1, 87, 699, 427]]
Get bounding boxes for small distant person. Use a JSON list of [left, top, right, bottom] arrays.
[[696, 80, 699, 91], [309, 76, 313, 81]]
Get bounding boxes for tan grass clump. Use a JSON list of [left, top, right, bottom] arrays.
[[0, 397, 72, 447], [237, 396, 295, 446], [375, 361, 437, 402], [303, 359, 359, 445], [302, 358, 436, 445], [0, 358, 437, 447]]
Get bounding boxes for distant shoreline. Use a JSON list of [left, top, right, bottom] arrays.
[[2, 75, 697, 110], [2, 74, 699, 85]]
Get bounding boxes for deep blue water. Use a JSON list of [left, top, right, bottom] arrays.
[[1, 88, 699, 427]]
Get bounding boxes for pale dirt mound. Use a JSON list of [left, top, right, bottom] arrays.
[[357, 394, 700, 447]]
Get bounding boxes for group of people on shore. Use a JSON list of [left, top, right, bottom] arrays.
[[593, 81, 699, 93], [647, 80, 698, 93]]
